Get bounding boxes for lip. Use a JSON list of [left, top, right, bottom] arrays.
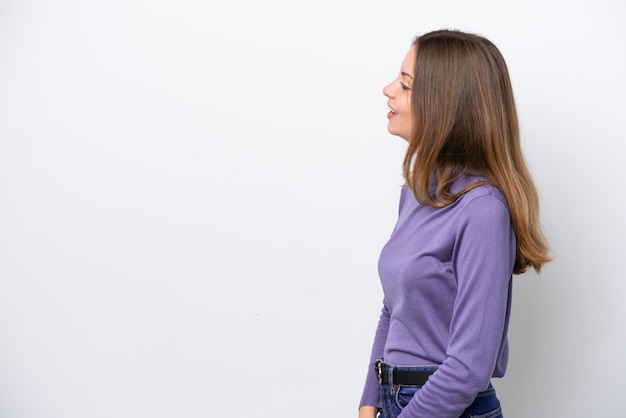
[[387, 103, 398, 119]]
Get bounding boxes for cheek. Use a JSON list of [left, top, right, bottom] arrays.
[[402, 103, 412, 122], [401, 96, 412, 114]]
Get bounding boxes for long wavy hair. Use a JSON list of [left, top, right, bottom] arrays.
[[403, 29, 550, 274]]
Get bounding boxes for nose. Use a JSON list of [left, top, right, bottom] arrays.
[[383, 81, 394, 98]]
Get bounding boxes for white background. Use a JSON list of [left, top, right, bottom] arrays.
[[1, 0, 625, 417]]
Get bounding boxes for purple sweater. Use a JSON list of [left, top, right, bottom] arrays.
[[360, 178, 516, 417]]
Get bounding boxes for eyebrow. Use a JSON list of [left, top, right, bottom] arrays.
[[401, 71, 414, 80]]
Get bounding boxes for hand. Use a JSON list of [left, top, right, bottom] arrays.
[[358, 405, 378, 418]]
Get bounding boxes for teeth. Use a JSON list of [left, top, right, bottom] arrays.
[[388, 107, 397, 114]]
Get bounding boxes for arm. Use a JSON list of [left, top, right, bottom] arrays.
[[358, 406, 378, 418], [399, 195, 515, 417], [358, 301, 390, 412]]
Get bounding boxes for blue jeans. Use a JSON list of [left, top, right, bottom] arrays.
[[378, 365, 503, 418]]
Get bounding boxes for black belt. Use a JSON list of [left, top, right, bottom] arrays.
[[375, 359, 436, 385]]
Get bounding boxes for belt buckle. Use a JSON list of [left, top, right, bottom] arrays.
[[375, 359, 383, 384]]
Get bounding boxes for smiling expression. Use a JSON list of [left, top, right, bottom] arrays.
[[382, 46, 416, 142]]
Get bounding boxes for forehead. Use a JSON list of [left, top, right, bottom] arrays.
[[400, 46, 417, 75]]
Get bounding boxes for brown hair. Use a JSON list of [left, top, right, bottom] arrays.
[[403, 29, 550, 274]]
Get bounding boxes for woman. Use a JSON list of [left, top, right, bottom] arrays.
[[358, 30, 551, 418]]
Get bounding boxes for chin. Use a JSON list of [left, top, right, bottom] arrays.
[[388, 129, 410, 142]]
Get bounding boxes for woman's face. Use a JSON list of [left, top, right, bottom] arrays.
[[383, 46, 416, 142]]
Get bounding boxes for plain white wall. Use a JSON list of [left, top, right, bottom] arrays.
[[1, 0, 624, 417]]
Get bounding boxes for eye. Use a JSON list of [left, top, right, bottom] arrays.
[[400, 82, 411, 91]]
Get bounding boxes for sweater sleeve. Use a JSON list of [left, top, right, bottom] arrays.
[[399, 194, 515, 417], [359, 300, 390, 409]]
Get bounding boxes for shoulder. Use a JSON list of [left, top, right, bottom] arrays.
[[454, 183, 511, 229], [458, 183, 508, 211]]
